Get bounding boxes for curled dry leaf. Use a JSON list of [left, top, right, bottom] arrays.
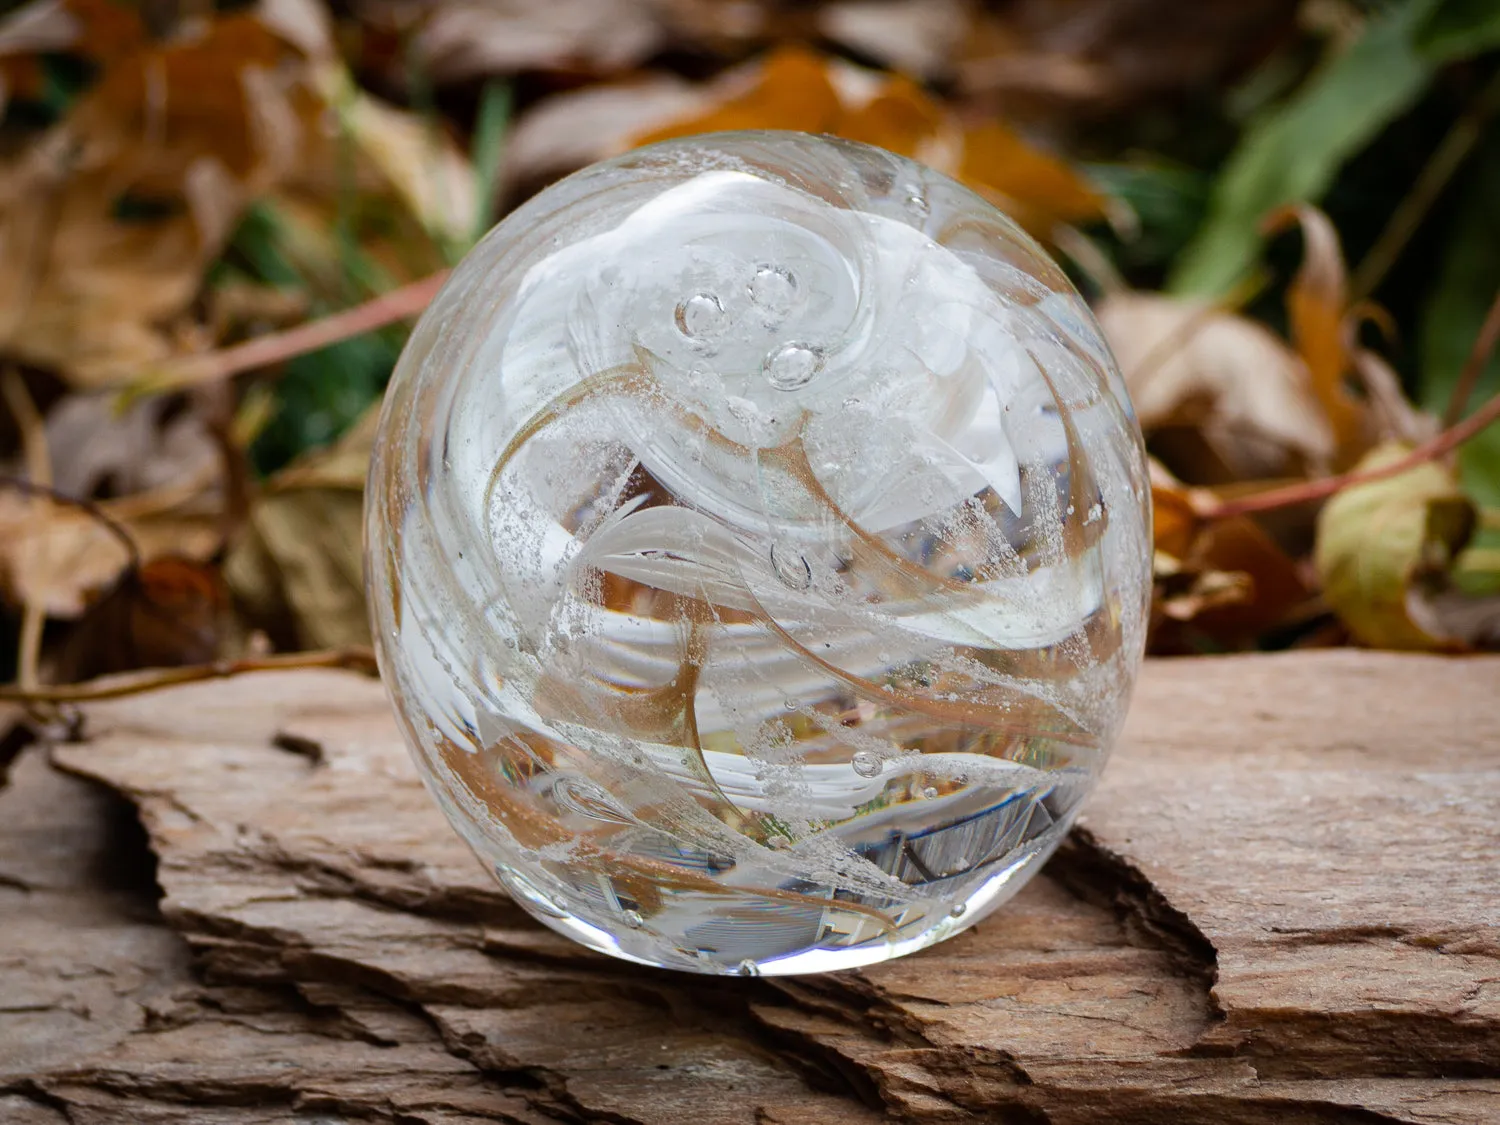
[[0, 489, 221, 619], [0, 2, 323, 386], [1149, 461, 1311, 647], [1266, 204, 1381, 465], [1096, 292, 1335, 480], [0, 0, 478, 388], [1314, 442, 1480, 651]]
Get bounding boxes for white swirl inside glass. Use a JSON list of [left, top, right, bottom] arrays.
[[366, 133, 1151, 976]]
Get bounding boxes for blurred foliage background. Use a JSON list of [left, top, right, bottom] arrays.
[[0, 0, 1497, 698]]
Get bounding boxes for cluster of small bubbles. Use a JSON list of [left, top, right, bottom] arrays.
[[674, 292, 724, 338], [766, 834, 789, 850], [763, 342, 823, 390], [850, 750, 882, 778], [747, 265, 798, 319], [770, 542, 812, 590], [622, 909, 644, 929]]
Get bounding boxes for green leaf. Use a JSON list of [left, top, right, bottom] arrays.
[[1084, 162, 1211, 277], [1315, 444, 1476, 650], [1414, 0, 1500, 61], [1169, 1, 1438, 297], [1419, 132, 1500, 511], [469, 80, 512, 247]]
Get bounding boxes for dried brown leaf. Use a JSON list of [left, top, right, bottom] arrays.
[[0, 9, 321, 385], [1097, 292, 1335, 480], [818, 0, 970, 81], [0, 489, 221, 619], [1149, 461, 1311, 646], [403, 0, 666, 82], [224, 406, 377, 650], [503, 75, 704, 188]]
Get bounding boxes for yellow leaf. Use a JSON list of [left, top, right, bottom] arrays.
[[1314, 443, 1477, 650]]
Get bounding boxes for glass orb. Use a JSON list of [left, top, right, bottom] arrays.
[[365, 131, 1151, 976]]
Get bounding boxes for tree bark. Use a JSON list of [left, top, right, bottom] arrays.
[[2, 650, 1496, 1123]]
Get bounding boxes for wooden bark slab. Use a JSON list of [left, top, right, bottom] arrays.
[[2, 651, 1497, 1123]]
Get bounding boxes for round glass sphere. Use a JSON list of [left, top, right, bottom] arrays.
[[365, 131, 1151, 976]]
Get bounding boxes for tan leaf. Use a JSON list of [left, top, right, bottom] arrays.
[[1096, 292, 1335, 480], [315, 66, 480, 249], [818, 0, 969, 80], [0, 490, 221, 619], [503, 75, 705, 188], [0, 10, 319, 386], [1314, 443, 1478, 651], [225, 406, 377, 650], [406, 0, 665, 83], [43, 392, 220, 501]]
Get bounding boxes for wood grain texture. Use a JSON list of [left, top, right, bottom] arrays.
[[2, 651, 1496, 1123]]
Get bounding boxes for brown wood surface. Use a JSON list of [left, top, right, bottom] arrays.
[[1, 651, 1497, 1123]]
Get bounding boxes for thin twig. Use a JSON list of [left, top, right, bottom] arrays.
[[1443, 286, 1500, 427], [1203, 386, 1500, 521], [142, 271, 449, 394], [0, 647, 379, 704], [1350, 68, 1500, 302]]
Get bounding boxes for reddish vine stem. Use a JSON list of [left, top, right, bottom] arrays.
[[147, 271, 450, 392], [1202, 387, 1500, 521], [1443, 286, 1500, 427]]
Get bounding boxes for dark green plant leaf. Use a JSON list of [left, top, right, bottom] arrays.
[[1419, 132, 1500, 512], [1085, 162, 1210, 279], [1414, 0, 1500, 61], [1170, 0, 1438, 297]]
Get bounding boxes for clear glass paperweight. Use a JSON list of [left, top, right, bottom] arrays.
[[365, 131, 1150, 976]]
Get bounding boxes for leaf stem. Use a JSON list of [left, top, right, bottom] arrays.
[[142, 271, 449, 394], [1202, 386, 1500, 521], [0, 647, 379, 704], [1442, 285, 1500, 427]]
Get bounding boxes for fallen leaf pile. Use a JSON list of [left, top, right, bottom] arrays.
[[0, 0, 1495, 695]]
